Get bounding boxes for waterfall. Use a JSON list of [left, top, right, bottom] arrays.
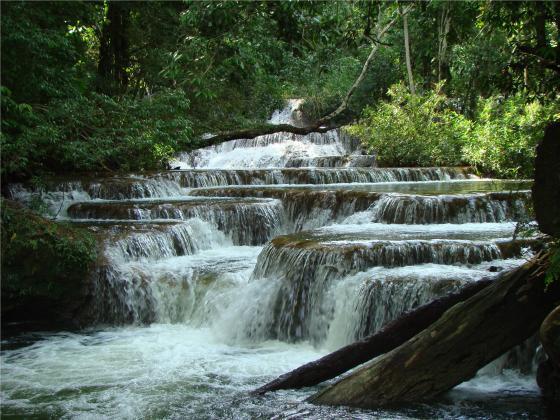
[[285, 154, 377, 168], [344, 191, 531, 224], [2, 100, 541, 418], [68, 198, 284, 245], [157, 167, 474, 188], [236, 236, 506, 343]]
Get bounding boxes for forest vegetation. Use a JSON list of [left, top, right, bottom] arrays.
[[1, 0, 558, 183]]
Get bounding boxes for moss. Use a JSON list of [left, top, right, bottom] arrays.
[[1, 199, 98, 326]]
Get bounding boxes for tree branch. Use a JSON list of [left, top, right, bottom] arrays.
[[198, 3, 412, 148], [517, 44, 560, 73], [198, 123, 338, 148], [317, 4, 411, 125]]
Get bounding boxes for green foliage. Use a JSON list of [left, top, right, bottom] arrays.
[[1, 199, 97, 310], [294, 46, 401, 122], [347, 82, 471, 167], [476, 0, 560, 98], [449, 31, 512, 114], [1, 0, 559, 182], [2, 90, 194, 178], [0, 87, 40, 179], [0, 1, 97, 104], [463, 95, 559, 178], [161, 1, 290, 132], [545, 241, 560, 289]]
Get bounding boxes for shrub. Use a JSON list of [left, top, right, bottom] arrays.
[[463, 94, 559, 178], [1, 89, 194, 180], [347, 82, 471, 167], [1, 199, 97, 324]]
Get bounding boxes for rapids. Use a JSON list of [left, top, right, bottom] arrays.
[[1, 102, 544, 418]]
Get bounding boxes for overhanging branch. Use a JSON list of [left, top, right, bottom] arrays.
[[198, 3, 412, 148]]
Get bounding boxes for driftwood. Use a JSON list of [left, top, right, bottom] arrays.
[[253, 277, 494, 395], [309, 253, 558, 408]]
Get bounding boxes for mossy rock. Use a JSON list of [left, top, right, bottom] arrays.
[[1, 199, 98, 329]]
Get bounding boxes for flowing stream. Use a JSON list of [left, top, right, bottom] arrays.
[[1, 102, 545, 418]]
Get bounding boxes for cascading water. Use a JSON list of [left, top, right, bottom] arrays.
[[1, 101, 543, 419]]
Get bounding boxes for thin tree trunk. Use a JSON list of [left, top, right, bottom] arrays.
[[438, 3, 451, 83], [309, 253, 558, 408], [555, 1, 560, 65], [253, 278, 494, 395], [316, 3, 414, 125], [96, 2, 131, 95], [402, 6, 415, 94]]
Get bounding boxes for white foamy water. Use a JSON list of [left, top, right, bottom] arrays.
[[1, 323, 543, 420], [1, 326, 324, 419], [173, 134, 349, 169], [317, 222, 518, 240]]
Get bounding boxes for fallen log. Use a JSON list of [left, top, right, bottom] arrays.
[[309, 253, 558, 408], [253, 277, 494, 395], [200, 123, 334, 148]]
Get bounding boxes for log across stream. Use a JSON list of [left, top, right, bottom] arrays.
[[310, 252, 557, 407]]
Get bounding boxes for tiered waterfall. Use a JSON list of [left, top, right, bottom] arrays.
[[2, 101, 541, 418]]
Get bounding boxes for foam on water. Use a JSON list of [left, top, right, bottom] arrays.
[[0, 325, 323, 419], [96, 245, 262, 324], [316, 222, 518, 240], [176, 137, 348, 169], [323, 259, 527, 349], [1, 319, 543, 419]]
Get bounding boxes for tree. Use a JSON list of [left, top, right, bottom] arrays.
[[400, 3, 416, 93], [97, 1, 131, 95]]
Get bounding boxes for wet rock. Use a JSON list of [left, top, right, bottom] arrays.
[[1, 200, 99, 329], [538, 305, 560, 404], [533, 122, 560, 236]]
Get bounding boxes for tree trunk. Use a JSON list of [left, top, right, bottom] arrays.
[[198, 123, 337, 149], [97, 1, 131, 95], [532, 122, 560, 237], [534, 1, 547, 54], [438, 4, 451, 83], [310, 253, 558, 408], [253, 278, 494, 395], [541, 306, 560, 369], [537, 305, 560, 403], [555, 0, 560, 66], [402, 8, 415, 94]]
